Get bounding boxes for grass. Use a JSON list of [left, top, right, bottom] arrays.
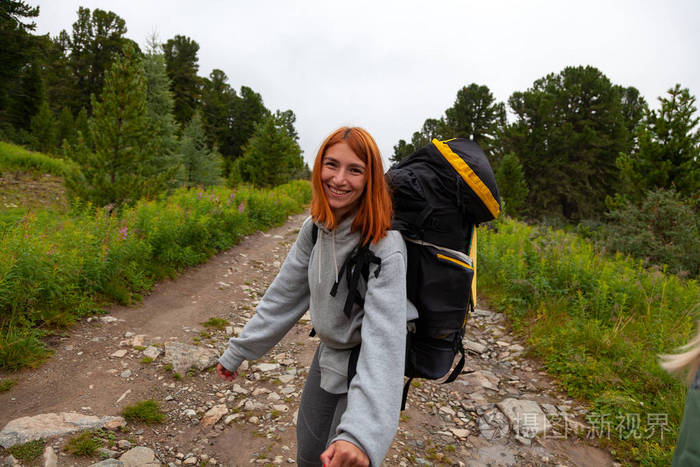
[[121, 399, 166, 424], [140, 356, 153, 364], [0, 141, 76, 177], [8, 439, 44, 462], [0, 180, 312, 371], [202, 317, 228, 330], [64, 431, 102, 456], [0, 378, 17, 392], [478, 217, 700, 465]]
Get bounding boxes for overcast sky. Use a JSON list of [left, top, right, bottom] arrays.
[[30, 0, 700, 167]]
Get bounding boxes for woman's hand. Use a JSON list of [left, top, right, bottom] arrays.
[[216, 363, 239, 381], [320, 440, 369, 467]]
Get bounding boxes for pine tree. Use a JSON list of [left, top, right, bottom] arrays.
[[142, 48, 180, 180], [494, 152, 529, 217], [178, 112, 222, 188], [65, 44, 168, 206], [29, 100, 56, 153], [238, 114, 304, 187], [632, 85, 699, 198], [56, 107, 75, 147]]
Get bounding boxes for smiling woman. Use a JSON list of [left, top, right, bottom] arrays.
[[311, 127, 393, 245], [218, 127, 411, 466]]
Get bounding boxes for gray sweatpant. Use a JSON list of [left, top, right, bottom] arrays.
[[296, 347, 348, 467]]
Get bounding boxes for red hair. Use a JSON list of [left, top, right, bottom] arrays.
[[311, 127, 392, 245]]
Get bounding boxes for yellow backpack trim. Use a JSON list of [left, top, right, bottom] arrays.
[[432, 138, 500, 219], [436, 253, 473, 270]]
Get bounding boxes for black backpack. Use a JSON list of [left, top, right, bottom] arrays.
[[387, 138, 500, 409], [311, 138, 500, 409]]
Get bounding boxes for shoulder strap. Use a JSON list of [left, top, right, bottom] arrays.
[[330, 241, 381, 318], [311, 223, 318, 245]]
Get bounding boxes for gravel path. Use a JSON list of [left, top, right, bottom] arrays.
[[0, 212, 616, 466]]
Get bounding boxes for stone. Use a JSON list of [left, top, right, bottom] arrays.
[[459, 371, 499, 392], [119, 446, 159, 466], [439, 406, 456, 417], [111, 349, 128, 358], [255, 363, 280, 372], [224, 414, 243, 424], [43, 446, 58, 467], [98, 448, 120, 459], [100, 316, 119, 323], [278, 374, 295, 384], [540, 403, 559, 416], [272, 404, 289, 413], [231, 384, 249, 395], [496, 398, 550, 437], [89, 460, 124, 466], [450, 428, 470, 439], [183, 456, 198, 465], [244, 400, 265, 411], [0, 412, 125, 448], [464, 340, 486, 354], [120, 370, 132, 378], [142, 346, 162, 360], [1, 455, 20, 466], [201, 405, 228, 427], [164, 342, 219, 375], [117, 440, 132, 449], [130, 335, 147, 347]]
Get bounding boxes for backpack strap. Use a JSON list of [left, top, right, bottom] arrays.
[[330, 241, 381, 318]]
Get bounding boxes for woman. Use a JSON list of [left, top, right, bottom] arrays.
[[216, 127, 415, 467], [660, 320, 700, 466]]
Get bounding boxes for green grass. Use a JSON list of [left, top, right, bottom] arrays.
[[64, 431, 102, 456], [202, 317, 229, 330], [8, 439, 44, 462], [121, 399, 166, 424], [0, 180, 312, 371], [478, 217, 700, 465], [0, 141, 76, 177], [0, 377, 17, 392]]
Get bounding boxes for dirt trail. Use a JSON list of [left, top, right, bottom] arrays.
[[0, 212, 616, 466]]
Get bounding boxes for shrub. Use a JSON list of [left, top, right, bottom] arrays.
[[64, 431, 101, 456], [0, 181, 311, 370], [203, 317, 228, 330], [478, 217, 699, 464], [121, 399, 166, 424], [602, 188, 700, 277], [8, 439, 44, 462]]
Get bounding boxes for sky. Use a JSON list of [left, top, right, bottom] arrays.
[[29, 0, 700, 168]]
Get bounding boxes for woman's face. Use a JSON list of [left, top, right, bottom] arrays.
[[321, 142, 367, 221]]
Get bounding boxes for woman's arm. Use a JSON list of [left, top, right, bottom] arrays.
[[219, 217, 315, 372]]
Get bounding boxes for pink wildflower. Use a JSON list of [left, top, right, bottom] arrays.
[[238, 202, 245, 213], [120, 226, 128, 239]]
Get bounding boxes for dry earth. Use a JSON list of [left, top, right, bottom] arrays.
[[0, 212, 617, 466]]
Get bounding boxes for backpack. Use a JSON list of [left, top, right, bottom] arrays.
[[386, 138, 501, 409], [310, 138, 500, 409]]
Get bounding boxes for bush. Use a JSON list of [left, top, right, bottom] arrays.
[[64, 431, 102, 456], [8, 439, 44, 462], [121, 399, 166, 424], [0, 180, 312, 370], [478, 217, 699, 464], [602, 188, 700, 277]]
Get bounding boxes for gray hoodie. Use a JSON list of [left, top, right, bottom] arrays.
[[219, 214, 416, 466]]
